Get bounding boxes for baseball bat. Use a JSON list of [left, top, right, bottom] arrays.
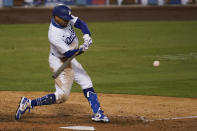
[[52, 50, 82, 79]]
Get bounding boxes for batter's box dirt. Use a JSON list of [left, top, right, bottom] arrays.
[[0, 91, 197, 131]]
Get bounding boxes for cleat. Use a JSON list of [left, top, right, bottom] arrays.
[[15, 96, 31, 120], [92, 108, 110, 123]]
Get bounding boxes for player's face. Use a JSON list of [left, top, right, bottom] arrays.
[[54, 16, 69, 27]]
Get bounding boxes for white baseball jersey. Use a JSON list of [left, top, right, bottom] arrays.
[[48, 15, 79, 58], [48, 16, 93, 103]]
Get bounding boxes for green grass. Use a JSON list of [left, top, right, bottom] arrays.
[[0, 21, 197, 98]]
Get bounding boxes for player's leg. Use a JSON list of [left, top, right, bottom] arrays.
[[71, 58, 109, 122], [16, 92, 57, 120], [54, 62, 74, 104], [30, 64, 74, 107], [16, 54, 74, 120], [31, 54, 74, 105]]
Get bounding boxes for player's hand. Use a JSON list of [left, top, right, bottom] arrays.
[[80, 34, 92, 52]]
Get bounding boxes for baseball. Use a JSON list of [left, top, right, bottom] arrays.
[[153, 60, 160, 67]]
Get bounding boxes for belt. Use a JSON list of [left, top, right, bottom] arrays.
[[51, 53, 56, 57], [51, 53, 68, 62]]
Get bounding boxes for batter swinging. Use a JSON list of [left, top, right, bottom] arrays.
[[15, 5, 109, 123]]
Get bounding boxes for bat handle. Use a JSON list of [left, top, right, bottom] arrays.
[[52, 75, 56, 79], [51, 49, 83, 79]]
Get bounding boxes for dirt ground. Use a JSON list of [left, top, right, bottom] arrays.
[[0, 91, 197, 131]]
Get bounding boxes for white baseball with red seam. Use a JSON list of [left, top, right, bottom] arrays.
[[153, 60, 160, 67]]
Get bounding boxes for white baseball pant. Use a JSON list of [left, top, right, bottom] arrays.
[[49, 54, 93, 103]]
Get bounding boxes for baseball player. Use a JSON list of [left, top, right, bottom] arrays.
[[15, 5, 109, 123]]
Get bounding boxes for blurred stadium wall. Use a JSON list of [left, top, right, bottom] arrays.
[[0, 0, 197, 8], [0, 0, 196, 24]]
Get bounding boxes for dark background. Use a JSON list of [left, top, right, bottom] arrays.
[[0, 6, 197, 24]]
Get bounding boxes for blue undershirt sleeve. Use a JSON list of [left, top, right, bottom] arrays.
[[74, 19, 91, 36], [63, 48, 83, 58]]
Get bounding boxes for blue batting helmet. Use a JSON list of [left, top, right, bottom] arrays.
[[52, 5, 72, 21]]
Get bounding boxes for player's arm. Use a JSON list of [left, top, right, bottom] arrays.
[[70, 16, 93, 52], [49, 31, 83, 58], [63, 48, 83, 58], [74, 19, 91, 36]]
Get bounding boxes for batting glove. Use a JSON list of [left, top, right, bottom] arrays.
[[80, 34, 92, 52]]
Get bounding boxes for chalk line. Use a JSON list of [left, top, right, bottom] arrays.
[[142, 115, 197, 122]]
